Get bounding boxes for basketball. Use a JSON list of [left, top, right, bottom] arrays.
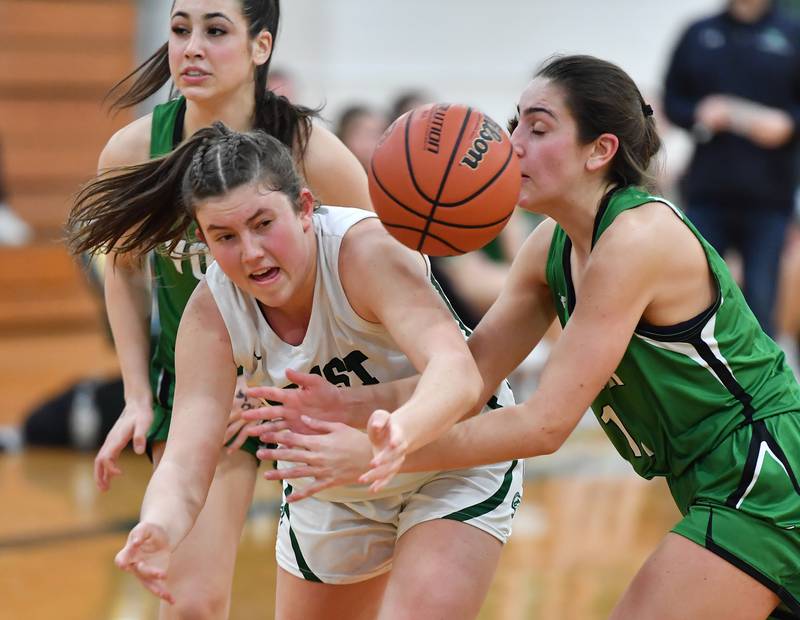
[[368, 103, 520, 256]]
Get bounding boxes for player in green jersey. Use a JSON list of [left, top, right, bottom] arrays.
[[246, 55, 800, 619], [74, 1, 370, 618]]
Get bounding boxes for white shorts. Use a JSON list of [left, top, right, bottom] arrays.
[[275, 459, 523, 584]]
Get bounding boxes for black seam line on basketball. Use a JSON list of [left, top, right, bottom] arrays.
[[704, 508, 800, 614], [403, 107, 437, 205], [381, 206, 513, 231], [382, 223, 468, 253], [418, 108, 476, 251], [432, 141, 516, 208], [371, 152, 514, 229], [689, 336, 755, 421], [370, 157, 434, 220]]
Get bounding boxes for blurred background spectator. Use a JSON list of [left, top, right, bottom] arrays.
[[663, 0, 800, 339], [335, 104, 388, 171]]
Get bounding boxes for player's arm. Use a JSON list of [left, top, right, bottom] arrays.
[[391, 207, 665, 474], [92, 118, 158, 488], [340, 218, 483, 453], [244, 220, 556, 433], [300, 123, 373, 211], [138, 281, 235, 543], [116, 281, 237, 602]]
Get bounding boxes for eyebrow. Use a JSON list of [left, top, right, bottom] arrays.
[[518, 105, 557, 120], [172, 11, 234, 24], [205, 208, 270, 232]]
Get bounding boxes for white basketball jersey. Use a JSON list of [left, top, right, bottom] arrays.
[[207, 205, 513, 501]]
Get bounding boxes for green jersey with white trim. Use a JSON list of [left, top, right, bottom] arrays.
[[149, 97, 208, 393], [545, 185, 800, 479]]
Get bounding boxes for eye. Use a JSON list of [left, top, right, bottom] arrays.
[[258, 219, 272, 229], [207, 26, 227, 36], [216, 233, 235, 243], [531, 122, 547, 136], [171, 25, 190, 36]]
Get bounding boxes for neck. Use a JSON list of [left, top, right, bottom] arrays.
[[729, 1, 770, 23], [183, 83, 256, 138], [550, 181, 616, 257]]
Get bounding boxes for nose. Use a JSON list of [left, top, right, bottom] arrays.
[[241, 231, 265, 264], [184, 29, 205, 59], [509, 126, 525, 157]]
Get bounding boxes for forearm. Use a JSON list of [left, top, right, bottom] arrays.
[[105, 261, 153, 403], [731, 100, 794, 148], [342, 376, 419, 428], [391, 354, 482, 453], [400, 402, 553, 472], [139, 459, 210, 548]]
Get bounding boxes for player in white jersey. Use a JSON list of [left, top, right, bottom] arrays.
[[71, 122, 521, 619]]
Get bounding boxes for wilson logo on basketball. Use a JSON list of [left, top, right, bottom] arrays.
[[460, 117, 504, 169], [424, 105, 450, 154]]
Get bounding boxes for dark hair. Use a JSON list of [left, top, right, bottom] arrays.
[[68, 122, 303, 257], [335, 105, 372, 141], [535, 55, 661, 188], [107, 0, 317, 155], [389, 90, 433, 123]]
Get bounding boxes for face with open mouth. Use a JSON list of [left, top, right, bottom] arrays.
[[168, 0, 263, 101], [196, 182, 317, 314]]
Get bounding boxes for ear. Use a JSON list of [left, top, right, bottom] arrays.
[[298, 189, 315, 231], [252, 30, 273, 67], [194, 222, 207, 244], [586, 133, 619, 173]]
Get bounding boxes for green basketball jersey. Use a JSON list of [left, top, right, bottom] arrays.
[[545, 185, 800, 480], [149, 97, 208, 403]]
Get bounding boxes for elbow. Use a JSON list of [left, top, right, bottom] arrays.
[[531, 412, 571, 456], [460, 360, 484, 413]]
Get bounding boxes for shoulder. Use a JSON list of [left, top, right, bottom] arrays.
[[98, 114, 153, 171], [508, 217, 557, 287], [339, 216, 408, 269], [300, 123, 372, 210], [591, 201, 686, 276], [184, 279, 228, 334]]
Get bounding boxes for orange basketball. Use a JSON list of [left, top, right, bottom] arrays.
[[368, 103, 520, 256]]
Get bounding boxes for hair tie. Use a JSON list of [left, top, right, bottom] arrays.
[[642, 103, 654, 118]]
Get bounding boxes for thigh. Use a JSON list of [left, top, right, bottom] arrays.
[[611, 532, 780, 620], [275, 567, 389, 620], [275, 483, 398, 585], [380, 519, 502, 620]]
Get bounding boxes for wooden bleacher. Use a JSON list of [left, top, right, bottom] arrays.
[[0, 0, 137, 424]]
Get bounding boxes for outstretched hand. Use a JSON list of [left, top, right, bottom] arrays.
[[358, 409, 409, 493], [243, 368, 351, 436], [94, 401, 153, 492], [256, 416, 373, 502], [115, 522, 174, 605]]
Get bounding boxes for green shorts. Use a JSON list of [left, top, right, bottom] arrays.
[[668, 413, 800, 618]]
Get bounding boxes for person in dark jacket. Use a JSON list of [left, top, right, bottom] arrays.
[[663, 0, 800, 336]]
